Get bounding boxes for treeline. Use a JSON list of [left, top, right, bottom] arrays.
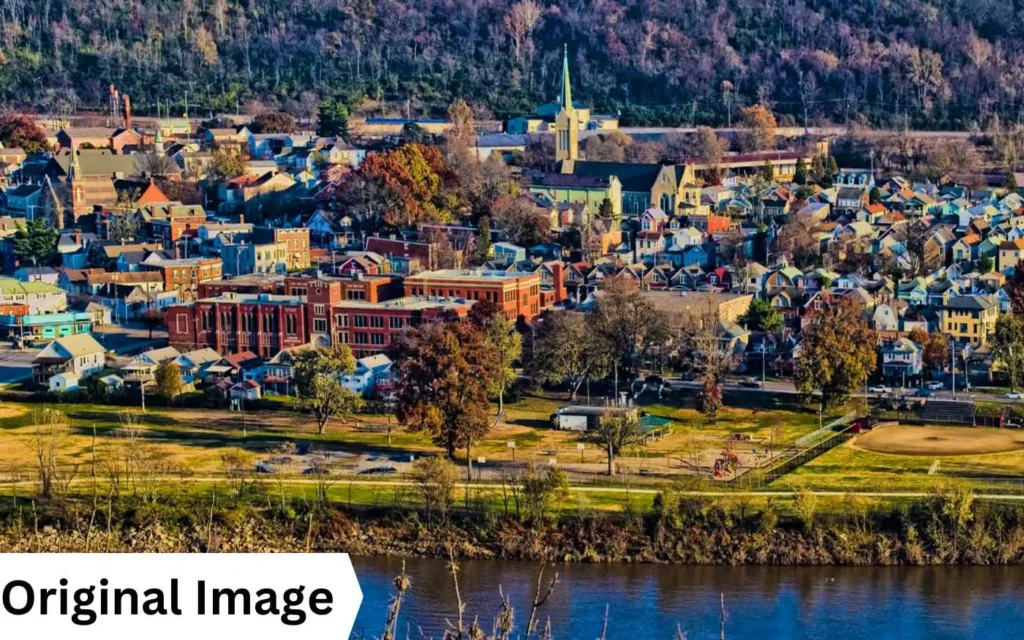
[[5, 0, 1024, 129]]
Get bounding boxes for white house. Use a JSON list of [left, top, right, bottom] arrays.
[[340, 354, 394, 398], [33, 333, 106, 385], [49, 371, 81, 393], [175, 348, 222, 385]]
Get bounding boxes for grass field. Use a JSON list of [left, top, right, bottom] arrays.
[[0, 393, 837, 481], [774, 425, 1024, 493]]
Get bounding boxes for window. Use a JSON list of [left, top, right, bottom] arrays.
[[371, 334, 385, 345], [960, 323, 968, 333], [370, 316, 383, 328], [314, 319, 327, 333], [389, 317, 403, 329], [314, 304, 325, 315], [354, 315, 368, 328], [336, 314, 349, 327], [286, 315, 297, 335], [355, 332, 369, 344], [176, 315, 187, 333], [347, 290, 366, 300]]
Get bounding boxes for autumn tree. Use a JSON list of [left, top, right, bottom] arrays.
[[740, 105, 777, 152], [595, 278, 673, 384], [0, 113, 48, 153], [994, 314, 1024, 391], [795, 295, 878, 410], [154, 361, 183, 401], [530, 311, 612, 400], [208, 147, 247, 181], [293, 345, 363, 434], [1008, 260, 1024, 316], [354, 144, 461, 228], [252, 111, 297, 133], [593, 412, 643, 476], [677, 293, 734, 421], [391, 321, 497, 469], [484, 311, 522, 416], [491, 195, 550, 247]]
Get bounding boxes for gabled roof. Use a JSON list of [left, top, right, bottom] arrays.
[[566, 161, 669, 193], [34, 334, 105, 362]]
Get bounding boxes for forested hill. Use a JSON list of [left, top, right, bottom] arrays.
[[4, 0, 1024, 129]]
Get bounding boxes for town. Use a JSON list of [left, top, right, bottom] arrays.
[[0, 50, 1022, 504]]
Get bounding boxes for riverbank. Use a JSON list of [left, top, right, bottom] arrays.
[[2, 485, 1024, 566]]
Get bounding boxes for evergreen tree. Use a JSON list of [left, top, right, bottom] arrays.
[[811, 156, 825, 183], [793, 158, 807, 185], [598, 198, 615, 218], [1009, 172, 1019, 192], [869, 186, 882, 204], [13, 219, 57, 267], [761, 160, 775, 182], [477, 215, 492, 263], [317, 98, 350, 139]]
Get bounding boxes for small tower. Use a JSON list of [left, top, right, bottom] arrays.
[[554, 44, 579, 163]]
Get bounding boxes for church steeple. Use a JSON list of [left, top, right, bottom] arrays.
[[555, 44, 579, 163], [560, 44, 573, 111]]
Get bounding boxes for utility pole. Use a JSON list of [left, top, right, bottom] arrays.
[[950, 338, 956, 398], [140, 380, 146, 413]]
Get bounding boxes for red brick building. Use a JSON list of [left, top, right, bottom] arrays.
[[403, 269, 544, 320], [142, 258, 223, 301], [165, 293, 308, 358], [332, 297, 473, 358]]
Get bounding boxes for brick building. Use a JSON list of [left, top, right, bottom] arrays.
[[332, 297, 473, 358], [142, 258, 223, 301], [254, 227, 311, 271], [283, 274, 402, 304], [165, 292, 308, 358], [403, 269, 545, 320]]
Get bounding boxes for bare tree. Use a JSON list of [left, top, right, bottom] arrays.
[[504, 1, 543, 69]]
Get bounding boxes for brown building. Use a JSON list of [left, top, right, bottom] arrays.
[[283, 274, 402, 304], [403, 269, 543, 320], [166, 293, 308, 358], [332, 296, 473, 358], [142, 258, 223, 301], [254, 227, 311, 271]]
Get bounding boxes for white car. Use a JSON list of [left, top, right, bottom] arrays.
[[1005, 392, 1023, 400], [927, 381, 944, 390], [868, 385, 890, 393]]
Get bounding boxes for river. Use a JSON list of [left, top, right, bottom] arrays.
[[350, 557, 1024, 638]]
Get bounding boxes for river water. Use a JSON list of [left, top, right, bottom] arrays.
[[350, 557, 1024, 639]]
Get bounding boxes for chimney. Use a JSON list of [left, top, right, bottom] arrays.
[[122, 95, 132, 130], [551, 261, 566, 304]]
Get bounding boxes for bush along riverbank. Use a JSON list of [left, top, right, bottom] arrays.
[[3, 477, 1024, 565]]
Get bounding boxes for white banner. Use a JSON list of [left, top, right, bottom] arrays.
[[0, 553, 362, 639]]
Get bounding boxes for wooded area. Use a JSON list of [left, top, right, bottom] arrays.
[[4, 0, 1024, 129]]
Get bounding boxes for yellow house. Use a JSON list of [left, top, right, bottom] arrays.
[[999, 239, 1024, 272], [941, 295, 998, 347]]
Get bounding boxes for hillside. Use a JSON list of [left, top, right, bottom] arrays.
[[3, 0, 1024, 129]]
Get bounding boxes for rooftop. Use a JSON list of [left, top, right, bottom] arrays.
[[404, 269, 540, 284], [335, 295, 475, 311]]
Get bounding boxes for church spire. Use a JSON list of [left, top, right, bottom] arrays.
[[560, 44, 573, 112]]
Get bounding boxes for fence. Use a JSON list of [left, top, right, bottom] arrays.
[[731, 412, 859, 489]]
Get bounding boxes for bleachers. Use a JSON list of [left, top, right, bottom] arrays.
[[919, 399, 976, 425]]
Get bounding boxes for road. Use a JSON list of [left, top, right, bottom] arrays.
[[670, 377, 1022, 405]]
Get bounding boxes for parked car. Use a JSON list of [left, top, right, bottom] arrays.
[[927, 381, 944, 390], [914, 388, 932, 398], [1005, 392, 1023, 400], [868, 385, 890, 393], [738, 377, 763, 389]]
